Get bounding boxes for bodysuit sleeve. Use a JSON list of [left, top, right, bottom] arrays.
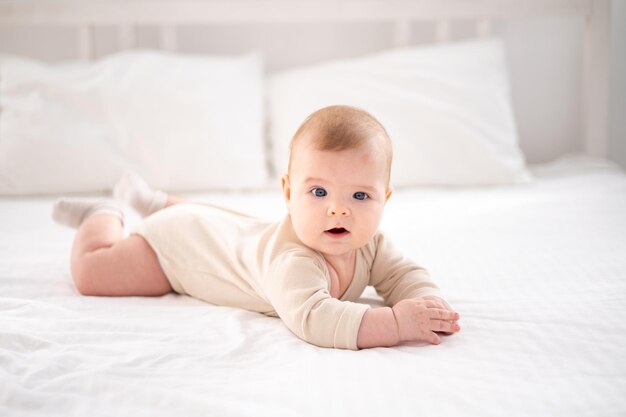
[[263, 251, 370, 350], [368, 232, 441, 306]]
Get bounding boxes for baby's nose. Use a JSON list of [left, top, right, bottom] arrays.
[[327, 205, 351, 217]]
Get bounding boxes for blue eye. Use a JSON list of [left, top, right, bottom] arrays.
[[353, 192, 369, 200], [311, 188, 327, 197]]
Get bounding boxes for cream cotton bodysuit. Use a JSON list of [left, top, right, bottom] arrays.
[[134, 203, 441, 350]]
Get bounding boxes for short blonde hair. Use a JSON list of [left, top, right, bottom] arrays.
[[287, 105, 393, 182]]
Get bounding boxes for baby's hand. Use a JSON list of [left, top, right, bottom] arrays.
[[392, 297, 460, 345], [420, 295, 460, 336]]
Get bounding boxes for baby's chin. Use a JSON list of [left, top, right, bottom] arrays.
[[312, 239, 371, 258], [298, 237, 349, 256]]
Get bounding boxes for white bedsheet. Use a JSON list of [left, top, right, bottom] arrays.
[[1, 155, 625, 417]]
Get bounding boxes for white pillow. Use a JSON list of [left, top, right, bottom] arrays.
[[0, 50, 267, 195], [267, 38, 531, 186]]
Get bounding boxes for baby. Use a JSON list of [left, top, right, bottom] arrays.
[[53, 105, 460, 350]]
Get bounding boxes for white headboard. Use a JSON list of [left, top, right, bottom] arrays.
[[0, 0, 612, 164]]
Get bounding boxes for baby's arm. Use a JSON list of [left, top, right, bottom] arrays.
[[264, 252, 371, 350], [361, 233, 460, 347], [357, 298, 460, 348]]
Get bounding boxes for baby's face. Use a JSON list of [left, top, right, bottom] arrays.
[[282, 141, 391, 258]]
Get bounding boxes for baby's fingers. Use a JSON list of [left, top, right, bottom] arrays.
[[428, 308, 460, 321], [426, 331, 441, 345], [430, 319, 461, 333]]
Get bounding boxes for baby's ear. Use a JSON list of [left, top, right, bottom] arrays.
[[385, 187, 393, 202], [281, 174, 291, 205]]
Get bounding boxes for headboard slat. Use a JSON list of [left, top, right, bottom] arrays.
[[475, 18, 492, 37], [392, 19, 411, 48], [117, 25, 137, 50], [159, 25, 178, 51], [77, 25, 94, 60], [582, 0, 610, 157], [434, 20, 450, 43]]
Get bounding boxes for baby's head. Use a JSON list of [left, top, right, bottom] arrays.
[[287, 105, 393, 185], [282, 105, 393, 257]]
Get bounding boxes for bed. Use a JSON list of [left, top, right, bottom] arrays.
[[1, 1, 625, 416]]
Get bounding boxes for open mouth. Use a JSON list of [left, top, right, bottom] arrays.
[[325, 227, 349, 238]]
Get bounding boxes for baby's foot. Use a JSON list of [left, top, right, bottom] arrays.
[[52, 198, 124, 229], [113, 172, 167, 217]]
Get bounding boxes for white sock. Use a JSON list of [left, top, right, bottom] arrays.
[[52, 198, 124, 229], [113, 172, 168, 217]]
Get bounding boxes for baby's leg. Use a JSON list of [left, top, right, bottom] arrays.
[[114, 172, 185, 217], [55, 199, 172, 296]]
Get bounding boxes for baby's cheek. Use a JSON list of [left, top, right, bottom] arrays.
[[295, 218, 319, 246], [364, 211, 383, 231], [354, 225, 376, 247]]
